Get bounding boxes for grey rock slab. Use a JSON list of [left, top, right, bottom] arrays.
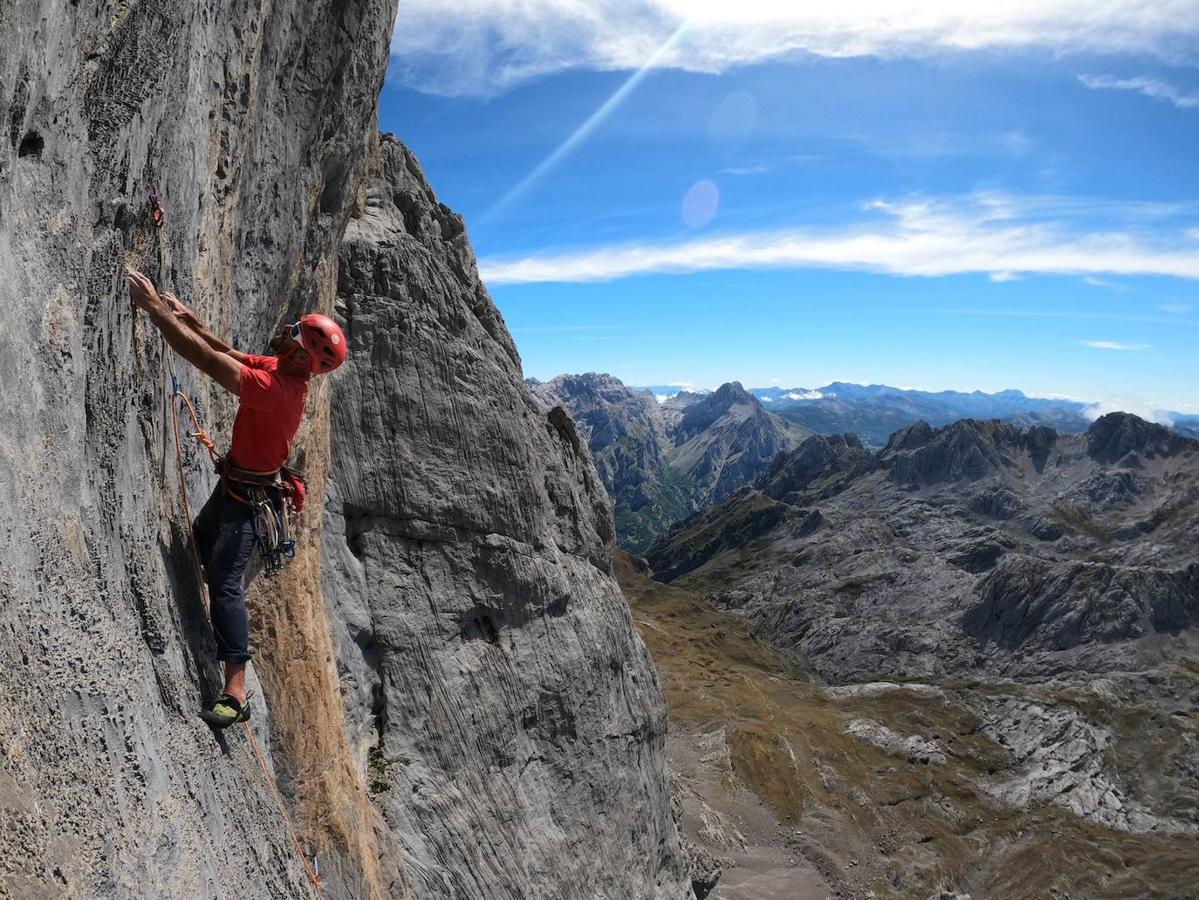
[[844, 719, 947, 766], [974, 696, 1195, 834], [325, 136, 690, 900]]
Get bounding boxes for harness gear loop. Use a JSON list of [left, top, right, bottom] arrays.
[[217, 461, 299, 576], [169, 385, 321, 897]]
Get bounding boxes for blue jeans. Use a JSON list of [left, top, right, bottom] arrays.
[[194, 483, 256, 663]]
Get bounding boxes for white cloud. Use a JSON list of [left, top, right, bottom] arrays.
[[760, 395, 775, 401], [392, 2, 1199, 96], [479, 193, 1199, 285], [1160, 302, 1194, 313], [1080, 340, 1150, 350], [1079, 74, 1199, 110], [785, 390, 824, 400], [648, 382, 709, 400], [1083, 399, 1173, 424]]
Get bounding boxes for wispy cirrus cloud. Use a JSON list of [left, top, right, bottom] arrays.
[[391, 1, 1199, 97], [720, 164, 773, 175], [1080, 340, 1150, 350], [1078, 74, 1199, 109], [478, 193, 1199, 285]]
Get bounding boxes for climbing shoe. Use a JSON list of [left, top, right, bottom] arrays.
[[199, 693, 251, 729]]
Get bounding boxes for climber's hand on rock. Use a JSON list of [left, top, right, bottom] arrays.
[[163, 292, 199, 327], [127, 269, 162, 313]]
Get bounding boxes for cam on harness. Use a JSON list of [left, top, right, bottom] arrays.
[[218, 458, 307, 577]]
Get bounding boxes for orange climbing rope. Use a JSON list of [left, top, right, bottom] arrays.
[[169, 382, 323, 898]]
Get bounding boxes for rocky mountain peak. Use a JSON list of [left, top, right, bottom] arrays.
[[711, 380, 754, 404], [676, 381, 760, 440], [530, 372, 657, 408], [661, 390, 704, 411], [756, 433, 875, 502], [882, 418, 1029, 487], [1086, 411, 1194, 464], [881, 419, 936, 454]]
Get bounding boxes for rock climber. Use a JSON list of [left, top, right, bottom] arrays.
[[127, 269, 346, 728]]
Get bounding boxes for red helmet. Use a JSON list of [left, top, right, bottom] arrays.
[[295, 313, 347, 374]]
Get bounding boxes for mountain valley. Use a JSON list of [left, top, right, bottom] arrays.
[[634, 413, 1198, 898], [528, 375, 810, 552]]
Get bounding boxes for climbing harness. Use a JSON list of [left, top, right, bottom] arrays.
[[218, 460, 304, 577], [169, 376, 323, 897]]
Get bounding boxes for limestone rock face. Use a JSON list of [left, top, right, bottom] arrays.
[[881, 419, 1027, 486], [3, 5, 687, 899], [528, 373, 678, 549], [756, 432, 875, 503], [965, 557, 1199, 651], [0, 2, 396, 898], [325, 136, 690, 900], [1086, 411, 1191, 464], [669, 381, 808, 507]]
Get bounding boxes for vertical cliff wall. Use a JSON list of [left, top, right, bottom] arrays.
[[2, 4, 692, 898], [325, 136, 691, 899], [0, 2, 395, 897]]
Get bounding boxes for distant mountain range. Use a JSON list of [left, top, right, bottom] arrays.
[[749, 383, 1096, 445], [526, 375, 809, 552], [640, 381, 1199, 446], [531, 373, 1198, 550]]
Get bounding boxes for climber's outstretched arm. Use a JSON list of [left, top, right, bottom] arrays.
[[128, 269, 242, 397], [161, 292, 251, 365]]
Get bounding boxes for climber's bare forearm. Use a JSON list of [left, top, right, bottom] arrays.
[[163, 293, 250, 364], [128, 271, 243, 395], [194, 324, 250, 364]]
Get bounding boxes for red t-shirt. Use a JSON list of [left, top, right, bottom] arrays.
[[227, 354, 310, 472]]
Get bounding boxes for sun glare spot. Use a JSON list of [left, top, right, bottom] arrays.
[[682, 180, 720, 228]]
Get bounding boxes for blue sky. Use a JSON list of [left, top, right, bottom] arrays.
[[380, 2, 1199, 416]]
